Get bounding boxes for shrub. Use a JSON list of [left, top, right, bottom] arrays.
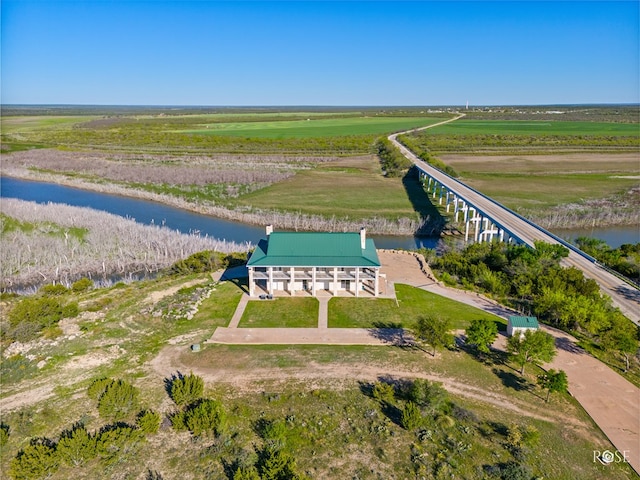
[[71, 278, 93, 292], [57, 424, 96, 467], [7, 296, 78, 342], [401, 402, 423, 431], [136, 410, 161, 435], [169, 372, 204, 407], [173, 399, 226, 437], [39, 284, 69, 296], [95, 424, 144, 465], [233, 465, 261, 480], [96, 379, 140, 422], [371, 381, 395, 403], [88, 377, 113, 400], [9, 438, 59, 480], [408, 379, 448, 413], [0, 422, 10, 447]]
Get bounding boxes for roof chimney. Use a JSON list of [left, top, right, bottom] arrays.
[[266, 224, 273, 236], [360, 227, 366, 249]]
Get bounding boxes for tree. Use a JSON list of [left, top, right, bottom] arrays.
[[506, 329, 556, 375], [413, 315, 453, 356], [136, 409, 161, 434], [537, 369, 568, 403], [57, 424, 96, 467], [465, 318, 498, 354], [401, 401, 423, 431], [169, 372, 204, 407], [602, 326, 638, 372], [97, 379, 140, 422], [9, 438, 59, 480]]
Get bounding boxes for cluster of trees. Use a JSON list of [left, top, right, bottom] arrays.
[[1, 280, 86, 342], [395, 136, 459, 177], [375, 138, 413, 177], [428, 241, 638, 372], [8, 378, 160, 479], [1, 199, 250, 291], [576, 237, 639, 284], [368, 377, 540, 479]]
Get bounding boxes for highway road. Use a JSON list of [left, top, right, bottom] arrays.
[[388, 118, 640, 324]]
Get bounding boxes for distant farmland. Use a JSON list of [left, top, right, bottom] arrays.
[[183, 116, 448, 138], [423, 119, 640, 136]]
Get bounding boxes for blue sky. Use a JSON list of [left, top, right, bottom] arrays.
[[1, 1, 638, 106]]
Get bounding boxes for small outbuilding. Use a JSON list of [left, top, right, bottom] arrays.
[[507, 316, 539, 338]]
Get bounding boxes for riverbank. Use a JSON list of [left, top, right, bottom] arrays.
[[0, 166, 438, 236]]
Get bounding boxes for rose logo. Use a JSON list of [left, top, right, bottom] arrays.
[[601, 450, 615, 464]]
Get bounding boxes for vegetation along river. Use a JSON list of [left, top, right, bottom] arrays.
[[1, 177, 637, 250]]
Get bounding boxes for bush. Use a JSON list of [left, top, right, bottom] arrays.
[[57, 424, 96, 467], [0, 422, 10, 447], [136, 410, 161, 435], [7, 296, 78, 342], [233, 465, 261, 480], [96, 379, 140, 422], [88, 377, 113, 400], [371, 381, 395, 403], [95, 424, 144, 465], [9, 438, 59, 480], [39, 284, 69, 296], [168, 372, 204, 407], [408, 379, 449, 413], [401, 402, 423, 431], [71, 278, 93, 292], [173, 399, 226, 437]]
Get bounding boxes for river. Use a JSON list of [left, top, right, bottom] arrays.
[[1, 177, 637, 249]]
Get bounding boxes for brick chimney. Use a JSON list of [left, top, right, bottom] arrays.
[[360, 227, 366, 249]]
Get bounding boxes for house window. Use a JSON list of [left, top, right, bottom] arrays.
[[340, 280, 350, 290], [302, 280, 309, 291]]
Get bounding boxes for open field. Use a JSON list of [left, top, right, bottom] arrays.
[[1, 107, 638, 231], [235, 155, 444, 233], [0, 273, 635, 479], [423, 119, 640, 136], [184, 116, 449, 138], [438, 153, 640, 228]]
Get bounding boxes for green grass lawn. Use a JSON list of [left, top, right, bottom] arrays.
[[184, 116, 448, 138], [328, 284, 506, 330], [239, 297, 319, 327]]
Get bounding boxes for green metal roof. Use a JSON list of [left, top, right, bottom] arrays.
[[247, 232, 381, 268], [508, 316, 539, 328]]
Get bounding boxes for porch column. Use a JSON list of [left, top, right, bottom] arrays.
[[355, 268, 360, 298], [290, 267, 295, 296], [248, 267, 255, 296], [312, 267, 317, 296], [333, 267, 338, 296], [374, 268, 379, 297], [268, 267, 274, 295]]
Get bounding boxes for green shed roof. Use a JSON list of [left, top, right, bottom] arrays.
[[508, 316, 539, 328], [247, 232, 380, 268]]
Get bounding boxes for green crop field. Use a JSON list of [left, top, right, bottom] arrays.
[[424, 119, 640, 136], [183, 116, 448, 138]]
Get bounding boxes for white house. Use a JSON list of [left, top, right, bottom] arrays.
[[246, 226, 381, 297]]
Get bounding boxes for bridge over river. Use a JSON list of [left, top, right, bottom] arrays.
[[389, 118, 640, 324]]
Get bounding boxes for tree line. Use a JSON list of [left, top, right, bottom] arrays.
[[424, 241, 639, 374]]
